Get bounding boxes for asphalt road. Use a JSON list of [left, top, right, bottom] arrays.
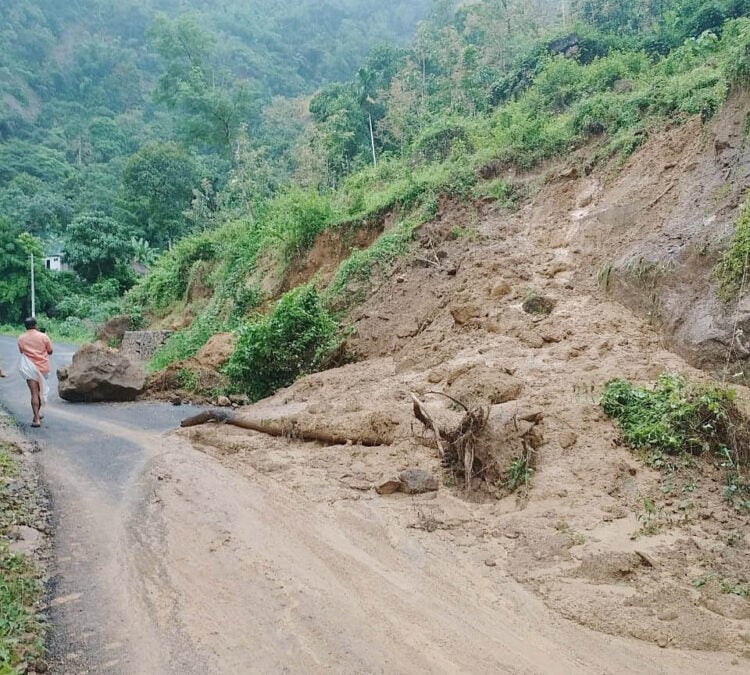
[[0, 335, 205, 673]]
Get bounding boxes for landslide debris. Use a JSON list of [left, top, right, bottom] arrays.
[[177, 102, 750, 657]]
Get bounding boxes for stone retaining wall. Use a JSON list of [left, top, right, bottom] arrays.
[[121, 330, 173, 362]]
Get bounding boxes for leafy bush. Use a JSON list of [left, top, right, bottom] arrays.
[[224, 284, 340, 401], [260, 187, 338, 261], [602, 375, 740, 460], [128, 233, 218, 312], [715, 195, 750, 302], [413, 121, 473, 162], [602, 374, 750, 509]]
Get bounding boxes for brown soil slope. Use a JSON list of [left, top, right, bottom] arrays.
[[179, 105, 750, 662]]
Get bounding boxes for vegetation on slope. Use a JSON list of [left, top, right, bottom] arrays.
[[7, 0, 750, 398], [138, 4, 750, 399], [602, 375, 750, 512], [0, 0, 431, 328]]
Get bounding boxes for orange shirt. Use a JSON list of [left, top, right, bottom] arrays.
[[18, 330, 53, 375]]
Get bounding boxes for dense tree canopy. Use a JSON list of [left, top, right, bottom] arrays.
[[2, 0, 750, 330]]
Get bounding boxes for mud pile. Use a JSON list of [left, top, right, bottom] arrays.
[[179, 100, 750, 656]]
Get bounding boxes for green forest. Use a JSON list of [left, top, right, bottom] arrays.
[[3, 0, 750, 397]]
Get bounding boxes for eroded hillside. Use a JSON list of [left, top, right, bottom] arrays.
[[175, 98, 750, 657]]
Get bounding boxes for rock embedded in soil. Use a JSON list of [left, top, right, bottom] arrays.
[[399, 468, 439, 494], [522, 294, 556, 315], [490, 281, 511, 298], [559, 430, 578, 449], [8, 525, 43, 556], [376, 479, 402, 495], [450, 304, 482, 325], [95, 314, 132, 345]]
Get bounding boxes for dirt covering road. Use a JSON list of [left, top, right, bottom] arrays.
[[3, 101, 750, 671]]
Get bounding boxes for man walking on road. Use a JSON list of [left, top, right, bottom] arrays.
[[18, 317, 53, 427]]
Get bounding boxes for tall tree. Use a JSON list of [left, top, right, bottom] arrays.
[[149, 13, 258, 151], [118, 142, 202, 249], [63, 212, 135, 284]]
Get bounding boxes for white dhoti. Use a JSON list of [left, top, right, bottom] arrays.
[[18, 354, 49, 405]]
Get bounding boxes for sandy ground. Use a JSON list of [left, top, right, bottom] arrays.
[[133, 438, 749, 673]]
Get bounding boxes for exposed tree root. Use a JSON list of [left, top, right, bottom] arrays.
[[410, 392, 489, 490], [180, 409, 386, 447]]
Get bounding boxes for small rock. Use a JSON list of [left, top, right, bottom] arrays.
[[635, 550, 658, 568], [559, 430, 577, 449], [8, 526, 43, 556], [490, 281, 511, 298], [427, 370, 444, 384], [34, 659, 49, 673], [217, 396, 232, 407], [4, 480, 26, 495], [396, 275, 406, 283], [170, 396, 182, 406], [657, 637, 669, 648], [376, 479, 402, 495], [229, 394, 250, 405], [558, 166, 579, 179], [657, 610, 679, 622], [484, 558, 497, 567], [450, 304, 482, 325], [398, 468, 439, 494]]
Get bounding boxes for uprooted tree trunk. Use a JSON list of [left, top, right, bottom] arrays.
[[180, 409, 386, 447], [411, 392, 489, 491]]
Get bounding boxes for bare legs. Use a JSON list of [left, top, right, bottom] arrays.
[[26, 379, 41, 426]]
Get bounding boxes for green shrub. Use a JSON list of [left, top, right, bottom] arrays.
[[261, 187, 337, 261], [325, 221, 415, 310], [602, 375, 750, 510], [224, 284, 340, 401], [413, 121, 474, 162], [128, 233, 217, 312], [602, 375, 738, 456], [475, 178, 516, 207], [716, 195, 750, 302]]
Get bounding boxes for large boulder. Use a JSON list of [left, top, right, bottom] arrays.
[[58, 343, 146, 402]]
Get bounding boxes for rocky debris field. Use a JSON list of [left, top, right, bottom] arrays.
[[158, 98, 750, 664]]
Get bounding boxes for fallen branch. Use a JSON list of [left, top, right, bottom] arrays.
[[181, 409, 385, 447]]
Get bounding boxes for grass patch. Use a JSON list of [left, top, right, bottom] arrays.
[[602, 374, 750, 510], [0, 315, 94, 345], [325, 220, 415, 311]]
